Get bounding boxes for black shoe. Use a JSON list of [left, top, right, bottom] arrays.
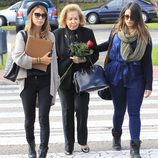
[[112, 129, 122, 151], [38, 147, 48, 158], [64, 150, 72, 155], [130, 140, 141, 158], [112, 137, 121, 150], [28, 141, 37, 158], [81, 145, 90, 153]]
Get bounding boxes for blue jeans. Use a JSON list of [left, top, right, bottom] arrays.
[[110, 79, 145, 140]]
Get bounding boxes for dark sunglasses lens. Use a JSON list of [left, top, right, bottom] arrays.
[[41, 14, 47, 18], [125, 15, 130, 19], [34, 13, 47, 18]]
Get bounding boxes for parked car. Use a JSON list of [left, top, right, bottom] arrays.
[[16, 0, 58, 32], [83, 0, 158, 24], [0, 1, 21, 26]]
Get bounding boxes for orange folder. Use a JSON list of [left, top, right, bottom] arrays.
[[25, 36, 53, 71]]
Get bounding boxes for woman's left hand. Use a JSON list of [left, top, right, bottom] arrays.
[[70, 56, 86, 64], [40, 52, 53, 65], [144, 90, 152, 98]]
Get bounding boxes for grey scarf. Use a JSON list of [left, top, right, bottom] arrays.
[[118, 31, 147, 61]]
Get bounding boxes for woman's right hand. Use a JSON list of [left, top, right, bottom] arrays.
[[40, 52, 53, 65], [144, 90, 152, 98]]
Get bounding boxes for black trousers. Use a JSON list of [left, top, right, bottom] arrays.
[[20, 75, 52, 149], [58, 87, 89, 152]]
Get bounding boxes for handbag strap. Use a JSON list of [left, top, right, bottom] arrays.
[[86, 56, 93, 66], [20, 30, 28, 44], [104, 30, 115, 67]]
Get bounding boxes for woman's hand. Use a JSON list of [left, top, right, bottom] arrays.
[[40, 52, 53, 65], [144, 90, 152, 98], [70, 56, 86, 64]]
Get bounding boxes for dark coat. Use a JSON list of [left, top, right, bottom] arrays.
[[53, 26, 99, 89]]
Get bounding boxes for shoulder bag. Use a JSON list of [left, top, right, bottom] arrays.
[[3, 30, 27, 82], [97, 31, 115, 100]]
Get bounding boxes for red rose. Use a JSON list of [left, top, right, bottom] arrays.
[[86, 40, 94, 47]]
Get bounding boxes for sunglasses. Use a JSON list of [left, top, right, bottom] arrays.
[[34, 13, 47, 19], [124, 14, 133, 21]]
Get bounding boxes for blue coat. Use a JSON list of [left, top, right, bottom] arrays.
[[104, 33, 153, 90]]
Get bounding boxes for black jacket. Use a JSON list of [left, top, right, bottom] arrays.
[[53, 26, 99, 89]]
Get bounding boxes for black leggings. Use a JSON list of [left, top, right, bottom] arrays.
[[20, 75, 52, 149]]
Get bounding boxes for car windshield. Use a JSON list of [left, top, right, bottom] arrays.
[[141, 0, 154, 5], [10, 1, 21, 10], [106, 0, 119, 7], [23, 0, 52, 9], [103, 0, 125, 8]]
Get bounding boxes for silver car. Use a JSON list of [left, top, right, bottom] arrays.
[[0, 1, 21, 26], [16, 0, 58, 32]]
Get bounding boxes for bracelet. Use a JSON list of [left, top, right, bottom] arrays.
[[36, 57, 41, 64], [38, 57, 41, 63]]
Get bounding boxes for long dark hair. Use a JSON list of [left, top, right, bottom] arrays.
[[113, 2, 151, 42]]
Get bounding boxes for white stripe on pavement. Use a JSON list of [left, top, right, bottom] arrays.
[[1, 81, 158, 88], [0, 99, 158, 108], [0, 81, 157, 156], [0, 119, 158, 130], [0, 90, 158, 100], [0, 149, 158, 158], [0, 108, 158, 118], [0, 128, 158, 145]]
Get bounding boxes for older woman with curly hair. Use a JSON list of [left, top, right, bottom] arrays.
[[54, 3, 99, 155]]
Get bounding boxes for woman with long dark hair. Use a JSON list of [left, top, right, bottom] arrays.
[[98, 3, 153, 158]]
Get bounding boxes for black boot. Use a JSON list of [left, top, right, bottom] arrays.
[[28, 141, 36, 158], [112, 129, 122, 150], [130, 140, 141, 158], [38, 147, 48, 158]]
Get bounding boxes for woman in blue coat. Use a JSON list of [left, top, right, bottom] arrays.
[[98, 2, 153, 158]]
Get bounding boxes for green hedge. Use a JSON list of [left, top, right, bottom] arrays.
[[0, 0, 20, 7]]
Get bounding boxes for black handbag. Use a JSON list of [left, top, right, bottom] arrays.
[[97, 32, 114, 100], [98, 87, 112, 100], [73, 64, 108, 93], [3, 62, 20, 82], [3, 30, 27, 82]]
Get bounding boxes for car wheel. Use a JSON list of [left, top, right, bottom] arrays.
[[87, 13, 99, 24], [142, 12, 148, 23], [0, 16, 6, 26]]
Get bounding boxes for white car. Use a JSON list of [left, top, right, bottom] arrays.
[[0, 1, 21, 26]]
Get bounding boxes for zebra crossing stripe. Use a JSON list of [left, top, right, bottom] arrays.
[[0, 82, 158, 151], [0, 149, 158, 158]]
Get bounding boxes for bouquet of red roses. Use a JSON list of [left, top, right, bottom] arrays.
[[69, 40, 94, 59], [60, 40, 94, 83]]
